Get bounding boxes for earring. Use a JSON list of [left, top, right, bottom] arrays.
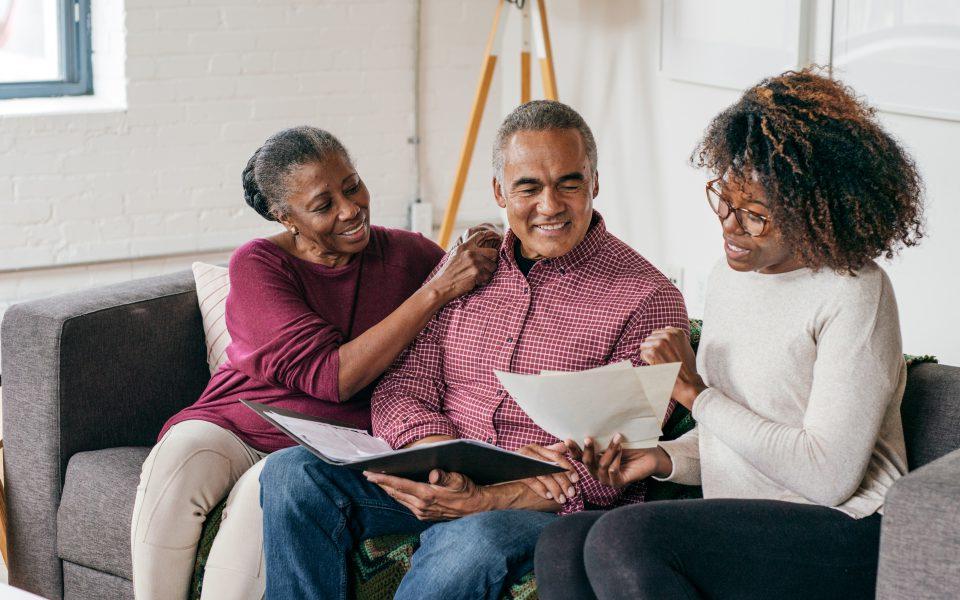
[[290, 228, 299, 236]]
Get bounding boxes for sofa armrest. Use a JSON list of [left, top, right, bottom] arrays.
[[1, 269, 210, 599], [877, 448, 960, 600]]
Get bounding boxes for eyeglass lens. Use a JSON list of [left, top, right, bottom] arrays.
[[707, 186, 764, 236]]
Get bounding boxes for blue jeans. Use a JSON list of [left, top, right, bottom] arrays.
[[260, 446, 558, 600]]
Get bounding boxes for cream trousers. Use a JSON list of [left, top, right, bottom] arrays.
[[131, 420, 267, 600]]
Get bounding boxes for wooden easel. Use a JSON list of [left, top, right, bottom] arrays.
[[436, 0, 559, 248]]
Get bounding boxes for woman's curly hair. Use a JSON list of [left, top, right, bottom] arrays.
[[693, 67, 924, 273]]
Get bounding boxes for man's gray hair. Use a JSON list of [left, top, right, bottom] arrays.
[[492, 100, 598, 187]]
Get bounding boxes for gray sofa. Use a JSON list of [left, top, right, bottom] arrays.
[[1, 270, 958, 600]]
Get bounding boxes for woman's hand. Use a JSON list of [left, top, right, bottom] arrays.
[[565, 435, 672, 488], [516, 442, 580, 504], [640, 326, 707, 410], [455, 223, 503, 250], [428, 229, 500, 302]]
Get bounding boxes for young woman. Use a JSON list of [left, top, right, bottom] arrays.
[[130, 126, 500, 599], [534, 69, 924, 599]]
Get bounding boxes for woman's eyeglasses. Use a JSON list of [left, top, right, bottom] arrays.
[[705, 178, 770, 237]]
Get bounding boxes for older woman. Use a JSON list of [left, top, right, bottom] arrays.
[[130, 126, 499, 600], [534, 69, 924, 599]]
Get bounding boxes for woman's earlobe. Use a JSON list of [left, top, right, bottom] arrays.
[[276, 215, 297, 236]]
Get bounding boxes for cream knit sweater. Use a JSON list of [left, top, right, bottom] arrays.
[[659, 260, 908, 518]]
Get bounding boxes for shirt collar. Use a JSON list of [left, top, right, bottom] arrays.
[[501, 210, 607, 275]]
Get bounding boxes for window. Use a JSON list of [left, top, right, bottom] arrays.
[[0, 0, 91, 100]]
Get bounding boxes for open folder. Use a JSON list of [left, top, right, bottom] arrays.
[[242, 400, 565, 486], [494, 361, 681, 449]]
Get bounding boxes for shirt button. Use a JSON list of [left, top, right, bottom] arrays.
[[496, 389, 503, 396], [506, 336, 514, 343], [523, 288, 529, 294], [486, 437, 494, 443], [559, 267, 566, 274]]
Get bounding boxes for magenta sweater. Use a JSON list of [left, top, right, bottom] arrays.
[[160, 226, 444, 453]]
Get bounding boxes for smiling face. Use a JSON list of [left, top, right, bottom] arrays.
[[277, 153, 371, 266], [714, 174, 802, 274], [493, 128, 599, 260]]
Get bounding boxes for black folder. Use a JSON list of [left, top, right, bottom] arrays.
[[243, 400, 566, 486]]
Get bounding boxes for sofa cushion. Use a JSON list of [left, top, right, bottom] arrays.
[[63, 560, 134, 600], [192, 262, 232, 374], [900, 362, 960, 470], [57, 447, 151, 581]]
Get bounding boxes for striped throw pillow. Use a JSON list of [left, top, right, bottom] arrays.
[[192, 262, 232, 374]]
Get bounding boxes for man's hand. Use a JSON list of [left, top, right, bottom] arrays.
[[364, 469, 490, 521], [640, 326, 707, 410], [515, 443, 580, 504], [564, 435, 672, 488]]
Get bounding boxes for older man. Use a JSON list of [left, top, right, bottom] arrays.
[[260, 100, 688, 599]]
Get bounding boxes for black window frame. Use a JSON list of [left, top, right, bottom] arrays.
[[0, 0, 92, 100]]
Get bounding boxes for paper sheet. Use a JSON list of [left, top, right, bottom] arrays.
[[495, 361, 681, 449], [266, 411, 393, 462]]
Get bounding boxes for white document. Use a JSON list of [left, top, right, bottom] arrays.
[[495, 361, 681, 449], [265, 411, 393, 462]]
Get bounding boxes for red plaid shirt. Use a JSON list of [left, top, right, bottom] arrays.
[[371, 213, 689, 513]]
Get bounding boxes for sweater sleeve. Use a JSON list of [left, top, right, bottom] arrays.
[[225, 244, 343, 403], [655, 426, 701, 485], [692, 270, 905, 507]]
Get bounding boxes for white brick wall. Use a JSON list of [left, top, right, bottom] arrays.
[[0, 0, 427, 334]]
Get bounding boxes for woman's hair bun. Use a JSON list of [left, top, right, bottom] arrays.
[[241, 148, 277, 222]]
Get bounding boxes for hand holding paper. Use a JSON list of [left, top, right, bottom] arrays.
[[494, 361, 681, 449], [567, 434, 673, 488]]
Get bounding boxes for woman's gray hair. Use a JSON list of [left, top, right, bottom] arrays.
[[242, 126, 353, 222], [492, 100, 598, 188]]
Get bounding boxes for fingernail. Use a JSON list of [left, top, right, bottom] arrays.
[[566, 487, 575, 497], [545, 492, 553, 499], [571, 474, 580, 482], [559, 494, 567, 503]]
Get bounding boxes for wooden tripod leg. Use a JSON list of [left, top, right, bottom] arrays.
[[521, 0, 532, 104], [536, 0, 558, 100], [521, 52, 531, 104], [437, 0, 507, 249]]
